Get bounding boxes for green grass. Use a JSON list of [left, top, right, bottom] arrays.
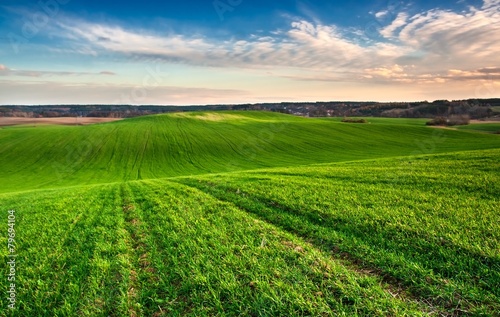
[[1, 112, 499, 316], [0, 112, 499, 193], [0, 180, 429, 316], [316, 117, 430, 126], [175, 149, 500, 315], [456, 123, 500, 133]]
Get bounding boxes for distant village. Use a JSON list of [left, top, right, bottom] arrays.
[[1, 98, 499, 120]]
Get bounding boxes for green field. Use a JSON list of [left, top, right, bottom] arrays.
[[1, 112, 499, 316], [456, 123, 500, 134]]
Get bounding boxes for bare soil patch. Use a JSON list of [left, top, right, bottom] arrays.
[[0, 117, 123, 127]]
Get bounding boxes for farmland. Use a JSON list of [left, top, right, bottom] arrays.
[[456, 123, 500, 134], [1, 112, 499, 194], [0, 112, 499, 316], [0, 117, 122, 127]]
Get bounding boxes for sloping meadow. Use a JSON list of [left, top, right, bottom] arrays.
[[1, 112, 500, 193], [1, 149, 499, 316]]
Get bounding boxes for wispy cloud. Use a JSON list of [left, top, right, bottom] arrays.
[[44, 0, 498, 86], [0, 64, 116, 77], [380, 3, 500, 72], [379, 13, 408, 38], [363, 66, 500, 84], [51, 18, 405, 73], [99, 71, 116, 76], [483, 0, 500, 9], [1, 0, 499, 104]]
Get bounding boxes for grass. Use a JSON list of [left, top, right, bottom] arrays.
[[0, 180, 429, 316], [0, 112, 499, 316], [456, 123, 500, 134], [0, 112, 499, 193], [317, 117, 430, 126], [175, 149, 500, 315]]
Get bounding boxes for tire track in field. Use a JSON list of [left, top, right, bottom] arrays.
[[6, 186, 130, 315], [76, 186, 131, 316], [105, 127, 120, 170], [40, 126, 120, 188], [158, 118, 190, 176], [172, 179, 444, 316], [119, 183, 157, 317], [62, 126, 119, 176], [132, 179, 430, 316], [158, 122, 177, 176], [129, 126, 151, 181], [208, 124, 242, 158], [176, 117, 205, 171], [119, 183, 143, 317]]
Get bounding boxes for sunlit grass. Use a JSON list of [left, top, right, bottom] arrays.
[[1, 112, 499, 316]]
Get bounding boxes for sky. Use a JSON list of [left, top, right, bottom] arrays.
[[0, 0, 499, 105]]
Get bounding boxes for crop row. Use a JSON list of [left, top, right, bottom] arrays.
[[0, 149, 498, 315], [175, 149, 500, 315], [2, 112, 500, 193], [1, 181, 429, 316]]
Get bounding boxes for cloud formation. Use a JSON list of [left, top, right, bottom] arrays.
[[53, 18, 403, 74], [47, 0, 499, 87], [380, 2, 500, 73], [1, 0, 498, 104]]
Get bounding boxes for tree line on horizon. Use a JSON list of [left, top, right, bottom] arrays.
[[0, 99, 498, 120]]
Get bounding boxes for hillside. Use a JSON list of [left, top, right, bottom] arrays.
[[0, 112, 499, 316], [0, 149, 499, 316], [0, 111, 499, 193]]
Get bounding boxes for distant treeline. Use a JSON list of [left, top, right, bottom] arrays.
[[1, 99, 499, 119]]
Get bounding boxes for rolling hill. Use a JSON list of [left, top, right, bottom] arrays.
[[0, 111, 499, 193], [0, 112, 499, 316]]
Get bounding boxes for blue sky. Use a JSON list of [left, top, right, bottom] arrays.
[[0, 0, 499, 105]]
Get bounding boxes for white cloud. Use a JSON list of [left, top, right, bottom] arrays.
[[375, 10, 389, 20], [99, 71, 116, 76], [362, 66, 500, 84], [380, 2, 500, 73], [482, 0, 500, 9], [5, 0, 499, 97], [48, 0, 498, 83], [380, 13, 408, 38], [53, 18, 402, 73]]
